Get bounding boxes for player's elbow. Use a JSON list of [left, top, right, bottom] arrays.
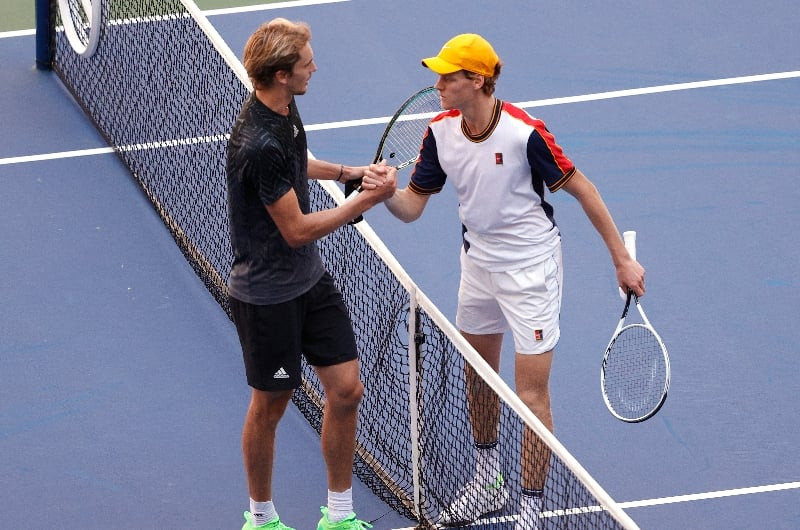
[[387, 207, 420, 224], [401, 210, 422, 223], [289, 233, 317, 248], [281, 228, 312, 248], [284, 237, 305, 249]]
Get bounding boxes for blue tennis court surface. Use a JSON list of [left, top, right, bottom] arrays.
[[1, 1, 798, 528]]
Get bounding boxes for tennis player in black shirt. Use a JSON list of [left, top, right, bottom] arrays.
[[226, 18, 396, 530]]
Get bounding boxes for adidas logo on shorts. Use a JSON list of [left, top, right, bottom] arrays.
[[273, 367, 290, 379]]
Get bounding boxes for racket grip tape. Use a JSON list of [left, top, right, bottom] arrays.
[[623, 230, 637, 260], [344, 179, 364, 224], [619, 230, 637, 299]]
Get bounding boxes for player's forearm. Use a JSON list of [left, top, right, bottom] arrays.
[[568, 175, 628, 266], [280, 194, 380, 247], [572, 182, 645, 295], [307, 158, 364, 183], [385, 188, 426, 223], [582, 197, 629, 265]]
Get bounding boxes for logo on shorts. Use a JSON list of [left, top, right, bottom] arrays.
[[534, 329, 544, 341], [273, 367, 290, 379]]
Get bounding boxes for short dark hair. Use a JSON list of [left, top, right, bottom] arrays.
[[463, 62, 503, 95]]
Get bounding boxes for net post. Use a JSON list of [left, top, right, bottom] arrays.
[[406, 287, 423, 522], [35, 0, 52, 70]]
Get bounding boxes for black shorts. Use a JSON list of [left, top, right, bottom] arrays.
[[229, 272, 358, 391]]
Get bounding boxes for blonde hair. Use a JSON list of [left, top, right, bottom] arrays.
[[243, 18, 311, 90]]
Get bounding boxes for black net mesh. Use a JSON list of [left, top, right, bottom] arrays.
[[47, 2, 636, 527]]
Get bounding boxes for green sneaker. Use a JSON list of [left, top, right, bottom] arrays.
[[242, 510, 295, 530], [316, 507, 373, 529]]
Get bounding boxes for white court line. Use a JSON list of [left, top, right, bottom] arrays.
[[307, 70, 800, 131], [203, 0, 349, 17], [388, 481, 800, 529], [2, 70, 798, 166], [0, 1, 350, 39], [617, 480, 800, 509], [0, 146, 116, 165], [0, 29, 35, 38]]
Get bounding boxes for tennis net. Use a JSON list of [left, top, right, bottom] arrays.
[[42, 1, 639, 528]]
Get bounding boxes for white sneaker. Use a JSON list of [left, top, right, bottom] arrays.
[[438, 473, 509, 526], [514, 495, 543, 530], [514, 510, 542, 530]]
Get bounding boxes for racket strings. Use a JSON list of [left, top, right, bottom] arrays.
[[379, 90, 441, 168], [603, 325, 667, 418]]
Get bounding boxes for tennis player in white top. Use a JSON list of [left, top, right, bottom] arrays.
[[374, 33, 645, 529]]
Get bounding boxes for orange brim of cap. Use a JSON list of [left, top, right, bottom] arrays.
[[421, 56, 462, 75]]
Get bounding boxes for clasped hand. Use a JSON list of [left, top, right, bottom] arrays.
[[360, 160, 397, 200]]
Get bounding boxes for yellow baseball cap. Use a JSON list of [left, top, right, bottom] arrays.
[[421, 33, 500, 77]]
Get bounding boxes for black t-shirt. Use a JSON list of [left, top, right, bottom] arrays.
[[226, 93, 324, 304]]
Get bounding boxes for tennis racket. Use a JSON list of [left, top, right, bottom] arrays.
[[601, 231, 670, 423], [57, 0, 102, 57], [345, 86, 441, 223]]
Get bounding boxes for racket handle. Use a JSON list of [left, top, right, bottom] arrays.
[[623, 230, 637, 260], [619, 230, 637, 299], [344, 180, 364, 224]]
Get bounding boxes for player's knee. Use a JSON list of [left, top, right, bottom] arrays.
[[248, 390, 292, 428], [517, 387, 550, 418], [328, 379, 364, 413]]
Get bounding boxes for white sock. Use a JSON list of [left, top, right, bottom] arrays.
[[326, 487, 353, 522], [520, 490, 543, 515], [475, 442, 502, 482], [249, 499, 277, 526]]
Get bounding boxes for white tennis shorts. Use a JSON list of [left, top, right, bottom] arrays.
[[456, 245, 562, 355]]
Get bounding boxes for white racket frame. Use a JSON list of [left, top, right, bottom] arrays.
[[603, 231, 671, 422], [58, 0, 102, 57]]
